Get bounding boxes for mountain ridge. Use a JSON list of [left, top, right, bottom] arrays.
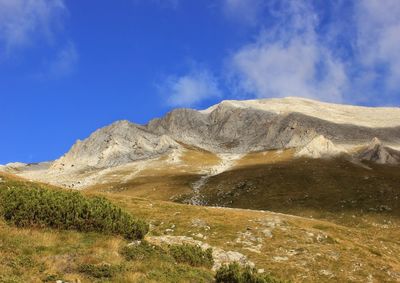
[[2, 97, 400, 189]]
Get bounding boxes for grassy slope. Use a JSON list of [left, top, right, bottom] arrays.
[[0, 174, 214, 283], [105, 194, 400, 282], [200, 156, 400, 224], [84, 147, 220, 201], [2, 151, 400, 282], [81, 151, 400, 282]]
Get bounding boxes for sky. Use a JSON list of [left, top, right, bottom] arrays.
[[1, 0, 400, 164]]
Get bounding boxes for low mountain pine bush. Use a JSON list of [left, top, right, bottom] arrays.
[[0, 185, 148, 239], [215, 263, 283, 283], [169, 243, 214, 268]]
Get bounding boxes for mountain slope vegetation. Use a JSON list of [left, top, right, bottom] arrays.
[[1, 173, 399, 282]]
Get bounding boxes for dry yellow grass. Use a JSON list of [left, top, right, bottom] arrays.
[[102, 193, 400, 282], [2, 155, 400, 282], [235, 149, 295, 168], [85, 147, 221, 201]]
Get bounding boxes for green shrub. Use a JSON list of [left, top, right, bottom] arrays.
[[169, 244, 213, 268], [215, 263, 283, 283], [78, 263, 121, 278], [121, 241, 168, 261], [0, 186, 148, 240]]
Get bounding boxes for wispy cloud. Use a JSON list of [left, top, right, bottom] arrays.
[[227, 1, 347, 103], [0, 0, 66, 53], [222, 0, 266, 26], [133, 0, 180, 10], [0, 0, 78, 79], [356, 0, 400, 91], [158, 68, 222, 107], [48, 41, 78, 77]]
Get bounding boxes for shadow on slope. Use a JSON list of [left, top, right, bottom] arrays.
[[195, 158, 400, 223]]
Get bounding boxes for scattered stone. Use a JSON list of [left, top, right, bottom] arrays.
[[146, 235, 254, 270], [287, 249, 300, 256], [190, 219, 211, 232], [235, 230, 263, 253], [273, 256, 289, 262], [127, 240, 141, 247], [262, 229, 273, 238], [319, 269, 334, 278]]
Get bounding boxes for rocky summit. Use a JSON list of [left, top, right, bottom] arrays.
[[2, 97, 400, 189]]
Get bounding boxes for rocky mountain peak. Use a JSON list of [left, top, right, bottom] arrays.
[[295, 135, 347, 159], [51, 120, 179, 170], [357, 137, 400, 165]]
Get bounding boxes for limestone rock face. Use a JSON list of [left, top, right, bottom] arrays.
[[356, 138, 400, 164], [147, 97, 400, 153], [3, 97, 400, 189], [14, 97, 400, 173], [295, 135, 347, 159], [52, 120, 179, 170]]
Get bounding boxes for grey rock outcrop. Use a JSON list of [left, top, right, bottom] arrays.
[[356, 137, 400, 164], [296, 135, 347, 159], [52, 120, 179, 170]]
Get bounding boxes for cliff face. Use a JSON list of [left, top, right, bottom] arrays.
[[356, 137, 400, 164], [40, 97, 400, 170], [51, 120, 179, 170], [2, 97, 400, 190], [147, 98, 400, 153]]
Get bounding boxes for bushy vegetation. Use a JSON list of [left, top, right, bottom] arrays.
[[215, 263, 283, 283], [122, 241, 214, 269], [121, 241, 168, 261], [0, 185, 148, 240], [78, 263, 122, 279], [169, 243, 214, 268]]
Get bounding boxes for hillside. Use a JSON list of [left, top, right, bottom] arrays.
[[1, 97, 400, 282], [1, 173, 400, 282]]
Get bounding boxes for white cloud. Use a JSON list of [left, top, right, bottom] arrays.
[[133, 0, 180, 9], [222, 0, 266, 26], [48, 42, 78, 77], [0, 0, 65, 53], [356, 0, 400, 90], [160, 69, 222, 107], [228, 1, 347, 102]]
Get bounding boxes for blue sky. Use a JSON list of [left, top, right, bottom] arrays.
[[1, 0, 400, 164]]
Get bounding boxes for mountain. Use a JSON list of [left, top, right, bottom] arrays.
[[147, 97, 400, 153], [2, 97, 400, 282], [2, 97, 400, 190]]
